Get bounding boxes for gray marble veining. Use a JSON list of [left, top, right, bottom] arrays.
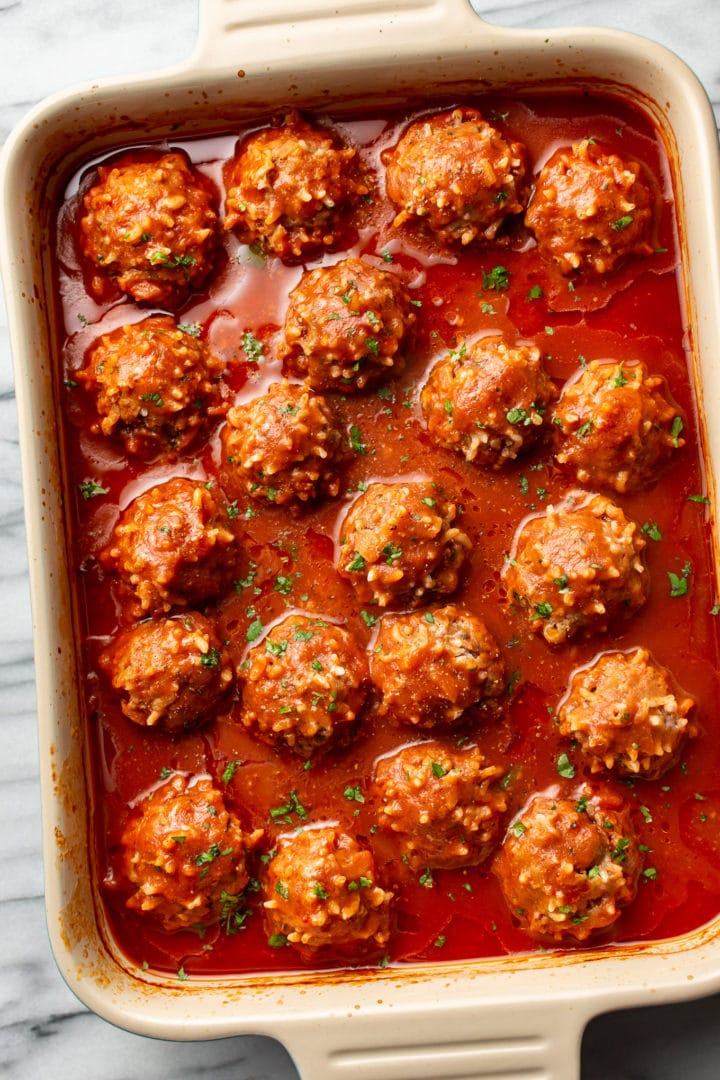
[[1, 1, 719, 1077]]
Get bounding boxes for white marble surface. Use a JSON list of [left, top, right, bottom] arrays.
[[2, 1, 720, 1077]]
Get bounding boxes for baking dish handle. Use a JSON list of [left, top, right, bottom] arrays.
[[193, 0, 494, 72], [281, 1000, 588, 1080]]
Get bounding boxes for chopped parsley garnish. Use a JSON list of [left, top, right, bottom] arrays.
[[481, 265, 510, 291], [343, 785, 365, 803], [242, 331, 264, 363], [349, 425, 367, 454], [611, 215, 634, 231], [269, 789, 308, 824], [79, 478, 109, 500], [527, 285, 544, 300], [506, 407, 530, 425], [346, 552, 366, 572], [274, 575, 294, 596], [199, 648, 221, 668], [219, 890, 250, 935], [431, 762, 448, 779], [246, 617, 263, 642], [668, 561, 691, 597], [531, 601, 553, 620], [671, 416, 684, 447], [177, 321, 201, 338], [382, 542, 403, 565], [512, 820, 527, 838], [360, 609, 378, 628], [222, 760, 241, 784], [641, 521, 662, 542], [267, 933, 289, 948], [576, 420, 593, 437], [556, 752, 575, 779], [265, 638, 288, 657]]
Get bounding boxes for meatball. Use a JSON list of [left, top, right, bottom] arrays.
[[337, 482, 471, 607], [372, 741, 507, 870], [101, 477, 238, 614], [77, 316, 226, 458], [371, 604, 505, 727], [221, 381, 344, 507], [224, 113, 368, 260], [239, 614, 368, 758], [262, 825, 393, 956], [421, 335, 555, 466], [551, 360, 684, 493], [557, 648, 696, 779], [525, 139, 654, 277], [383, 106, 528, 245], [80, 151, 219, 306], [493, 790, 642, 943], [279, 257, 416, 393], [121, 774, 262, 932], [99, 611, 233, 733], [503, 491, 648, 645]]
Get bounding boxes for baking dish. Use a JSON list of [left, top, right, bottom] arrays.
[[2, 1, 720, 1077]]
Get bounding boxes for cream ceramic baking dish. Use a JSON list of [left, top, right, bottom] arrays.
[[3, 1, 720, 1077]]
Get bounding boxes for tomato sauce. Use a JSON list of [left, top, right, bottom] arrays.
[[54, 90, 720, 979]]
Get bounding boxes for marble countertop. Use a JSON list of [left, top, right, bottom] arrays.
[[2, 1, 720, 1077]]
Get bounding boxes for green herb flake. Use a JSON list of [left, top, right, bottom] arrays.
[[482, 265, 510, 291], [557, 752, 575, 779], [671, 416, 684, 446], [242, 332, 264, 363], [79, 479, 109, 500], [222, 760, 241, 784], [199, 647, 221, 668], [346, 552, 367, 573], [668, 562, 691, 598], [246, 617, 264, 642], [343, 785, 365, 803], [641, 521, 662, 542], [177, 321, 201, 338], [349, 425, 367, 454], [612, 214, 634, 231]]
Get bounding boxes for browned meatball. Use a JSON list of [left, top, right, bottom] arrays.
[[557, 648, 696, 779], [525, 139, 654, 277], [121, 774, 262, 932], [101, 477, 238, 614], [80, 152, 219, 306], [239, 614, 368, 758], [279, 257, 416, 393], [371, 604, 505, 727], [421, 335, 555, 466], [493, 790, 642, 943], [99, 611, 233, 733], [221, 381, 344, 507], [337, 482, 471, 607], [262, 825, 393, 956], [503, 491, 648, 645], [372, 741, 507, 870], [77, 316, 226, 458], [224, 113, 368, 260], [383, 107, 528, 245], [552, 360, 684, 493]]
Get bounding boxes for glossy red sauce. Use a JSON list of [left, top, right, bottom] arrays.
[[54, 91, 720, 979]]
